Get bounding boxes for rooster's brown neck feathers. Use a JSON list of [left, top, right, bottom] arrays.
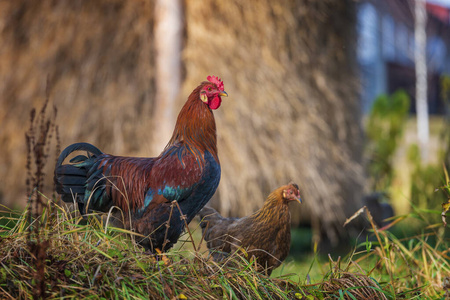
[[165, 83, 218, 162]]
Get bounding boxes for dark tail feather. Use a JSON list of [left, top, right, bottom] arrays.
[[55, 165, 88, 194], [55, 143, 102, 167], [54, 143, 103, 205]]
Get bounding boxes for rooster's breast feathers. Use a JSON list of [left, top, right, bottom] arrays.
[[141, 143, 220, 217]]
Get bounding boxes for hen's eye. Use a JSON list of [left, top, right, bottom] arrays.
[[208, 87, 212, 91]]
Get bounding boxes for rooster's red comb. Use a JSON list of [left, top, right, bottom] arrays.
[[207, 75, 224, 91]]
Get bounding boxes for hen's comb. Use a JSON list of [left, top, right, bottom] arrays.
[[207, 75, 224, 91]]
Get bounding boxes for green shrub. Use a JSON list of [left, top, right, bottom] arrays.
[[366, 90, 410, 191], [408, 144, 446, 222]]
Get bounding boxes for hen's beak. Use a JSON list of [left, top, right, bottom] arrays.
[[294, 195, 302, 204], [219, 91, 228, 97]]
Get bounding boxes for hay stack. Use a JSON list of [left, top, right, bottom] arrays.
[[0, 0, 364, 244], [183, 0, 364, 244], [0, 0, 156, 206]]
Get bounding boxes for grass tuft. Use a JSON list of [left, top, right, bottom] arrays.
[[1, 196, 449, 299], [0, 201, 310, 299]]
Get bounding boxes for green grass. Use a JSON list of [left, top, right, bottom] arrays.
[[1, 194, 450, 299]]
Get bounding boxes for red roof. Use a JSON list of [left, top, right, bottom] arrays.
[[427, 2, 450, 23]]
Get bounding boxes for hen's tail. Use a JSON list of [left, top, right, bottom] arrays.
[[54, 142, 103, 207], [198, 206, 223, 230]]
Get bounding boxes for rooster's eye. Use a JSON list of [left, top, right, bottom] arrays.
[[208, 87, 212, 91]]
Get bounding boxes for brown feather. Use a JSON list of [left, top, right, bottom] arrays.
[[198, 183, 301, 275], [165, 82, 218, 164], [101, 156, 154, 212]]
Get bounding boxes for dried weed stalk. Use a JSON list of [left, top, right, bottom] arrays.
[[24, 82, 59, 299]]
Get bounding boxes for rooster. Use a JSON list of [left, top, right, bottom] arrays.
[[55, 76, 227, 252], [198, 183, 301, 275]]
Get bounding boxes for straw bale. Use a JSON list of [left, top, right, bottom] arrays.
[[183, 0, 364, 244], [0, 0, 156, 206]]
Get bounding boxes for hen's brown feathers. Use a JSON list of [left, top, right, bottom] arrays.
[[198, 183, 301, 275]]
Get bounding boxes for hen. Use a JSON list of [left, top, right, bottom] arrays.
[[54, 76, 227, 252], [198, 183, 301, 275]]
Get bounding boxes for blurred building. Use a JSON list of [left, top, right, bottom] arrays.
[[357, 0, 450, 114]]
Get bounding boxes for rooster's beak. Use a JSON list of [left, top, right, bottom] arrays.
[[219, 91, 228, 97]]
